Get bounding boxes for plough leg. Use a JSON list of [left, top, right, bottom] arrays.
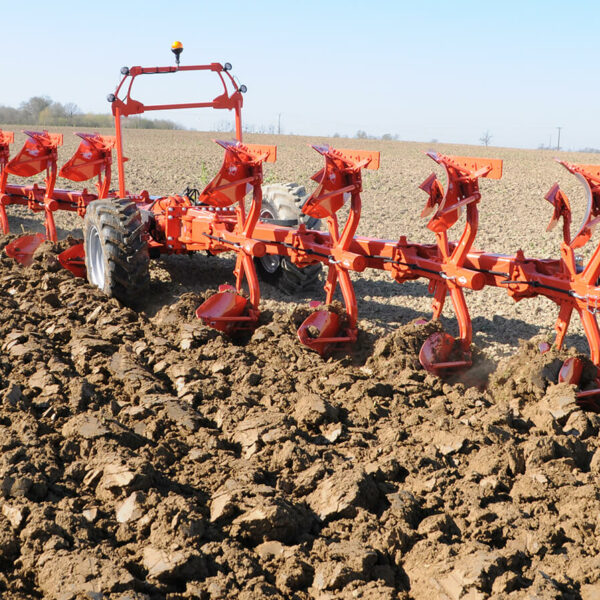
[[0, 204, 8, 235], [324, 266, 338, 305], [44, 208, 58, 243], [234, 251, 261, 310], [554, 302, 573, 350], [449, 285, 472, 353], [579, 308, 600, 367], [431, 281, 447, 320], [337, 267, 358, 331]]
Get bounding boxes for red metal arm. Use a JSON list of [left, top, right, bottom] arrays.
[[297, 146, 379, 353], [110, 63, 245, 197], [171, 140, 275, 332], [416, 153, 502, 366], [4, 131, 63, 241], [59, 133, 117, 204], [111, 63, 243, 120], [0, 130, 14, 234]]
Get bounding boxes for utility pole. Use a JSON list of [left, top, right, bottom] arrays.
[[557, 126, 562, 151], [278, 113, 281, 135]]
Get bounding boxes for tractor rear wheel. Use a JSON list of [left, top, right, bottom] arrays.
[[255, 183, 322, 294], [84, 199, 150, 306]]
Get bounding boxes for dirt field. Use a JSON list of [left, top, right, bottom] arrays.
[[1, 127, 600, 599]]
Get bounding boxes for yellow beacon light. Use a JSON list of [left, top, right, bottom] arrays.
[[171, 41, 183, 66]]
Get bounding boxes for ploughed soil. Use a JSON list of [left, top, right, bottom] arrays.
[[1, 239, 600, 600], [3, 130, 600, 599]]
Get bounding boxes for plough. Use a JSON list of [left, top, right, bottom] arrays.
[[2, 43, 600, 407]]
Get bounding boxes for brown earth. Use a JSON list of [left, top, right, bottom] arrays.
[[1, 129, 600, 598]]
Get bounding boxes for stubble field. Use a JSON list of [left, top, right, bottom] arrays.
[[1, 126, 600, 599]]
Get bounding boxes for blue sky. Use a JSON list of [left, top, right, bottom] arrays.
[[1, 0, 599, 149]]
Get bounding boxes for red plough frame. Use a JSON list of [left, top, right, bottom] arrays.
[[2, 45, 600, 407]]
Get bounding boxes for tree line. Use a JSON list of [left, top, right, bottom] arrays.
[[0, 96, 182, 130]]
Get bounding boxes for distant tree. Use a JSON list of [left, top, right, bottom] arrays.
[[38, 107, 51, 125], [355, 130, 368, 139], [479, 130, 492, 147], [381, 133, 393, 141], [38, 102, 68, 125], [20, 96, 52, 123], [0, 96, 181, 129], [38, 102, 67, 125], [333, 132, 340, 138], [430, 138, 439, 144], [64, 102, 81, 122], [0, 106, 22, 124]]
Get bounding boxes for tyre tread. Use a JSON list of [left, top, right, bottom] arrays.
[[255, 183, 323, 294], [84, 199, 150, 306]]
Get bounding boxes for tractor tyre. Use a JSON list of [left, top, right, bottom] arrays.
[[84, 198, 150, 306], [255, 183, 322, 294]]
